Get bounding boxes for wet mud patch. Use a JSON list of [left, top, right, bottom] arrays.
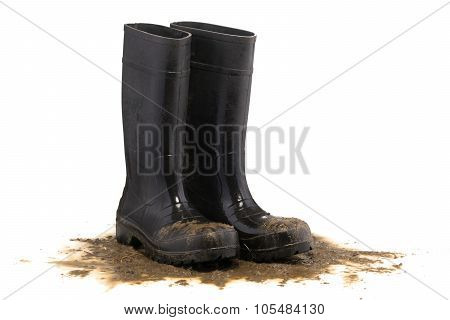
[[53, 235, 403, 288]]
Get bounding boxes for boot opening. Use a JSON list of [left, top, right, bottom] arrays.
[[171, 22, 254, 37], [126, 23, 190, 40]]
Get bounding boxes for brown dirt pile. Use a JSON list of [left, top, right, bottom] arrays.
[[52, 235, 403, 288]]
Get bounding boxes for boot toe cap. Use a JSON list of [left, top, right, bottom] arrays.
[[240, 216, 313, 260], [156, 220, 240, 254]]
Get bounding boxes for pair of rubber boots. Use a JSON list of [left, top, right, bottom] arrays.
[[117, 22, 313, 265]]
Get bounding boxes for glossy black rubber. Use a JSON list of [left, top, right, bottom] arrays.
[[117, 23, 239, 265], [170, 22, 313, 261]]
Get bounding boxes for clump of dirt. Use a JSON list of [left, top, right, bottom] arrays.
[[171, 279, 189, 287], [262, 217, 308, 232], [157, 220, 233, 240], [52, 235, 403, 288]]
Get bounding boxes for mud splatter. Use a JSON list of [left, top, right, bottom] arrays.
[[68, 269, 91, 277], [344, 273, 360, 285], [52, 235, 403, 288], [19, 259, 31, 263]]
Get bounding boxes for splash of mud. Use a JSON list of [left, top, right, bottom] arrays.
[[52, 235, 402, 288]]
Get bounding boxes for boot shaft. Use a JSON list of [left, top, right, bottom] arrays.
[[170, 22, 258, 221], [120, 24, 192, 215]]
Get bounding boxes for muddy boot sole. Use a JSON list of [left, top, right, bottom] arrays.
[[116, 222, 239, 266], [240, 240, 313, 262]]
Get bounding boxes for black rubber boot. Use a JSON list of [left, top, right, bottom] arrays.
[[116, 23, 239, 265], [170, 22, 313, 261]]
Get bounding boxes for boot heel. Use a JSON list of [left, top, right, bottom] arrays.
[[116, 222, 133, 245]]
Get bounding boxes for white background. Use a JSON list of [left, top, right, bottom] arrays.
[[0, 0, 449, 318]]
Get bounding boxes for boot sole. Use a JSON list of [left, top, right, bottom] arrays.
[[240, 240, 313, 262], [116, 221, 239, 266]]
